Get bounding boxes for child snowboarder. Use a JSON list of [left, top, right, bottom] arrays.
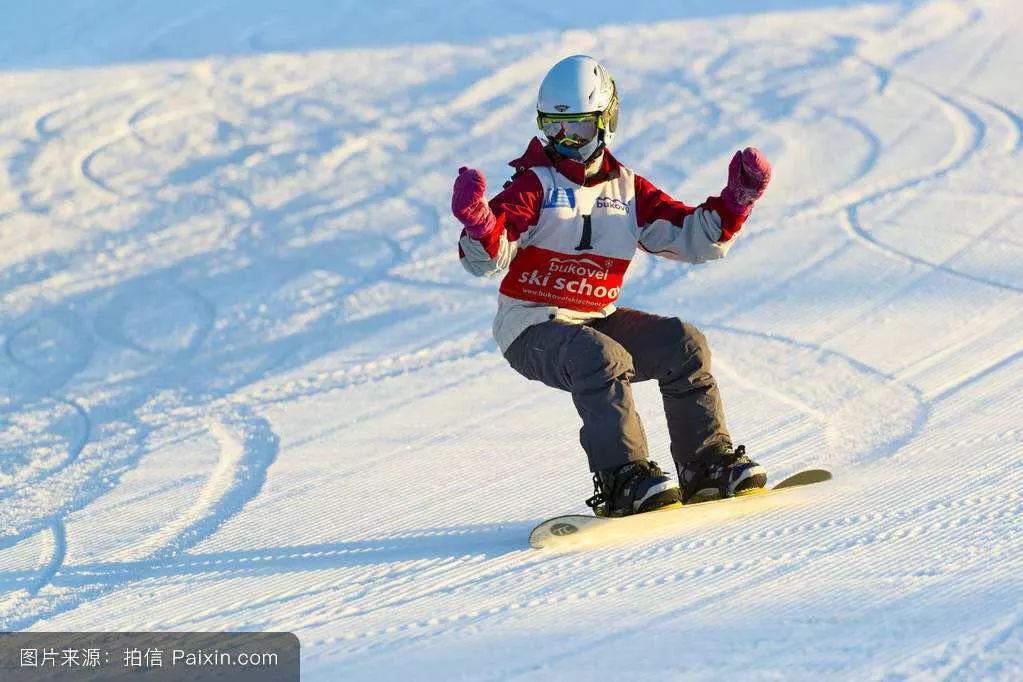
[[452, 55, 772, 517]]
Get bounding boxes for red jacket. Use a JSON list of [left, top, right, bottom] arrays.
[[464, 137, 749, 260], [457, 138, 751, 352]]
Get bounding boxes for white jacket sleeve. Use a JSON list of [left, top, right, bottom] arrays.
[[459, 231, 518, 278], [637, 207, 735, 263]]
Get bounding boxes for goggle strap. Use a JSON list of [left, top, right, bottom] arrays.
[[538, 112, 599, 121]]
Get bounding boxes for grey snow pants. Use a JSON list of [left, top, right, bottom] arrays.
[[503, 308, 731, 473]]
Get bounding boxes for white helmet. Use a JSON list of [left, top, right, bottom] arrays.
[[536, 55, 619, 162]]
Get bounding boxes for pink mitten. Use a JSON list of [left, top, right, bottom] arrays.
[[452, 167, 497, 239], [720, 147, 772, 215]]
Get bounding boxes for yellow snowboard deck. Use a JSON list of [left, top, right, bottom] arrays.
[[528, 469, 832, 550]]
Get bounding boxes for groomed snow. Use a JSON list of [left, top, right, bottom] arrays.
[[1, 1, 1020, 679]]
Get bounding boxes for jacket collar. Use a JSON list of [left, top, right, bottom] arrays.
[[507, 137, 622, 186]]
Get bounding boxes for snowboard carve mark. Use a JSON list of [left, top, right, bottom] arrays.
[[529, 469, 832, 549]]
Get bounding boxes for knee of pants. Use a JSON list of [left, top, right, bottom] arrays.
[[566, 330, 634, 392], [677, 321, 712, 371]]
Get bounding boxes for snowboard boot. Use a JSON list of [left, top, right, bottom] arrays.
[[585, 459, 682, 518], [677, 444, 767, 503]]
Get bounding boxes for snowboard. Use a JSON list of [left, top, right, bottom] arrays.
[[528, 469, 832, 549]]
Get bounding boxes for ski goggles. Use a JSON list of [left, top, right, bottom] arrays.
[[537, 113, 602, 149]]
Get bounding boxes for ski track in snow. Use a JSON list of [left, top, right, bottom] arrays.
[[1, 0, 1021, 679]]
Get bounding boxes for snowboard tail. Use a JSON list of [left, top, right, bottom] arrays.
[[529, 469, 832, 549]]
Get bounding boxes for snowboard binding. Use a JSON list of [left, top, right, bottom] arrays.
[[585, 459, 682, 517]]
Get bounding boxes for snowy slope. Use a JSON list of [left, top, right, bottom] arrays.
[[1, 0, 1021, 679]]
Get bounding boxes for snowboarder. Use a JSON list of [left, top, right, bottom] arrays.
[[452, 55, 772, 517]]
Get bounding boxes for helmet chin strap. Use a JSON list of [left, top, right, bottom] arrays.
[[583, 149, 606, 177]]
